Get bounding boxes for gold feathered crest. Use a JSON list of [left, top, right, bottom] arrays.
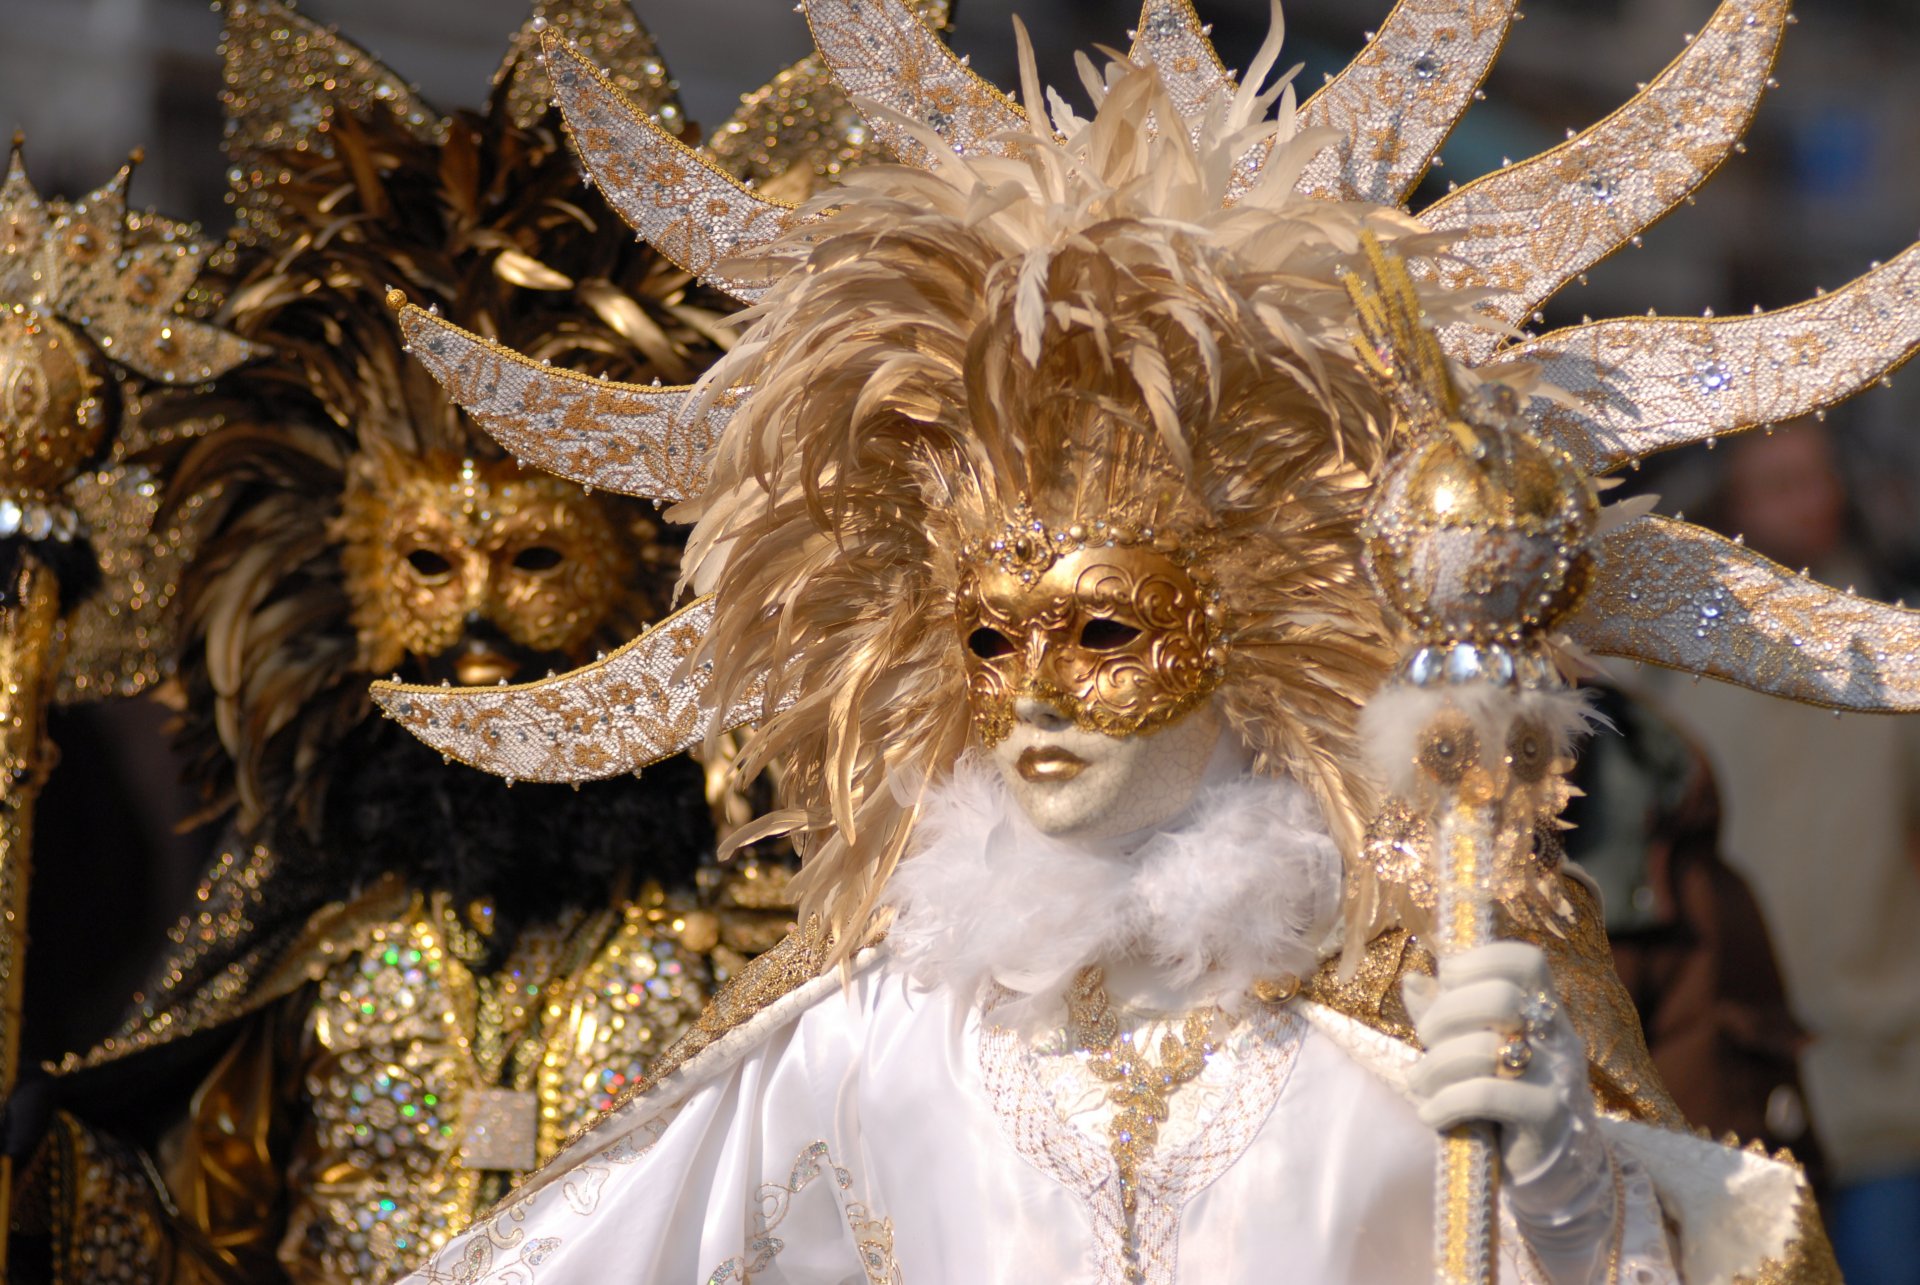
[[673, 31, 1485, 952], [155, 0, 738, 831], [383, 0, 1920, 972]]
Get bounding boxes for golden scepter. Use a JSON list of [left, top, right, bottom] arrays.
[[0, 140, 260, 1274], [1348, 237, 1601, 1284]]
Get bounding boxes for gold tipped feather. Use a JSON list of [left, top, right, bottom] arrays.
[[666, 49, 1481, 964]]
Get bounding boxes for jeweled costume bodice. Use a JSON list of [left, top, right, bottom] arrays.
[[27, 864, 791, 1284]]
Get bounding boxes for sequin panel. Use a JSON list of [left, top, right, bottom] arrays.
[[303, 920, 472, 1279], [372, 596, 774, 784], [805, 0, 1026, 169], [59, 462, 209, 701], [1291, 0, 1519, 205], [44, 1116, 172, 1282], [705, 0, 952, 192], [546, 35, 797, 303], [495, 0, 687, 136], [398, 304, 735, 503], [1424, 0, 1789, 363], [538, 903, 712, 1157], [1125, 0, 1235, 122], [1514, 244, 1920, 475], [1570, 514, 1920, 712]]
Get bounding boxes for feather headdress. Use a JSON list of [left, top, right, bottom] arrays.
[[674, 31, 1488, 952], [383, 0, 1920, 967], [154, 0, 742, 832]]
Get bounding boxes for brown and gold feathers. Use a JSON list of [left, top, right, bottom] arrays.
[[381, 0, 1920, 970], [154, 1, 739, 834]]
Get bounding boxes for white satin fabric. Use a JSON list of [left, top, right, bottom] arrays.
[[400, 949, 1675, 1285]]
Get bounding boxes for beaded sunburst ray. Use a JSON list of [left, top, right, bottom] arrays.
[[378, 0, 1920, 789]]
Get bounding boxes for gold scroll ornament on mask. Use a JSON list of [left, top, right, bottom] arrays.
[[335, 451, 635, 679], [956, 514, 1226, 746]]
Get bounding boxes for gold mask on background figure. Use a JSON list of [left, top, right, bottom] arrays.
[[337, 451, 634, 684], [957, 514, 1227, 746]]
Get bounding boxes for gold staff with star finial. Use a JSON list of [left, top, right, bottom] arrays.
[[0, 137, 261, 1273]]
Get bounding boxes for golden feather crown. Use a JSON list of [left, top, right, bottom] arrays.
[[377, 0, 1920, 952], [167, 0, 929, 830]]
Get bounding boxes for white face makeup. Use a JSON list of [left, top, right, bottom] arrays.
[[989, 694, 1226, 841]]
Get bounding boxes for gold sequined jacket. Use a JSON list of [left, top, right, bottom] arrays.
[[18, 854, 792, 1284]]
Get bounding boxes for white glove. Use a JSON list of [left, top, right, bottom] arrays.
[[1405, 941, 1616, 1283]]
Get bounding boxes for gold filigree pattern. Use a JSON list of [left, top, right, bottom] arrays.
[[1424, 0, 1790, 362], [804, 0, 1026, 170], [1291, 0, 1519, 204], [395, 302, 733, 502], [1513, 244, 1920, 476], [1570, 514, 1920, 712], [372, 596, 769, 783], [959, 544, 1224, 746], [336, 451, 634, 674], [1064, 969, 1217, 1223], [980, 985, 1305, 1285], [545, 34, 799, 303], [703, 1141, 901, 1285], [1734, 1179, 1844, 1285]]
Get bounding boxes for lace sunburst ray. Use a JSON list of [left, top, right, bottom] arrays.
[[376, 0, 1920, 784]]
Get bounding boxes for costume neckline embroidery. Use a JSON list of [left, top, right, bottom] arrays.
[[979, 987, 1305, 1285]]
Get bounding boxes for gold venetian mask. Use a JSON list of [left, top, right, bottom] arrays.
[[337, 451, 634, 683], [957, 518, 1226, 746]]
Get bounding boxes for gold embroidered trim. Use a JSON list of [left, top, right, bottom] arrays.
[[1064, 968, 1218, 1226]]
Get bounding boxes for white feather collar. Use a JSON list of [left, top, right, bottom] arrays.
[[881, 752, 1343, 1028]]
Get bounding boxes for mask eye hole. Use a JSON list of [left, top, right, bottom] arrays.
[[967, 627, 1015, 659], [1079, 618, 1141, 650], [405, 549, 454, 581], [513, 545, 564, 573]]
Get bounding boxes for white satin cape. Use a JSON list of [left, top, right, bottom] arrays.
[[394, 941, 1827, 1285]]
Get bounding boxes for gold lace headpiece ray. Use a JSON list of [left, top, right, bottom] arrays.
[[375, 0, 1920, 946]]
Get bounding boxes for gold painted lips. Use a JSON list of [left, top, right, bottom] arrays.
[[1016, 745, 1088, 784]]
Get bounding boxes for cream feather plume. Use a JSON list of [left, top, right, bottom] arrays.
[[674, 34, 1490, 963]]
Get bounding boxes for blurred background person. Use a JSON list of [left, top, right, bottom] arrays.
[[1652, 419, 1920, 1284], [1562, 685, 1819, 1179]]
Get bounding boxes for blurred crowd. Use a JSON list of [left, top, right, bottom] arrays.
[[4, 0, 1920, 1279]]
